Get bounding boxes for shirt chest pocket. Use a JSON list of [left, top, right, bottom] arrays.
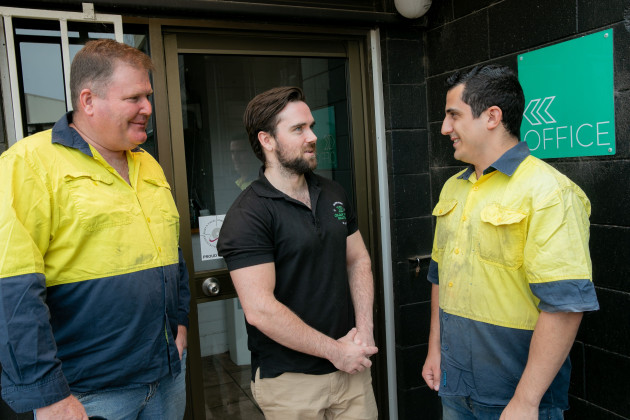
[[477, 204, 528, 269], [64, 172, 134, 231], [142, 178, 180, 229], [432, 199, 458, 252]]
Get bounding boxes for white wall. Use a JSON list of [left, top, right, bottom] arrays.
[[197, 300, 228, 357]]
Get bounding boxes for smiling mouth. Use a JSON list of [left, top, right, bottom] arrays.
[[131, 121, 148, 129]]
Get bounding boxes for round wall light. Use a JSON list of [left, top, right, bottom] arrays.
[[394, 0, 432, 19]]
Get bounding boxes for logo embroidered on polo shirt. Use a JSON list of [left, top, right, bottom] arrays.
[[332, 201, 347, 225]]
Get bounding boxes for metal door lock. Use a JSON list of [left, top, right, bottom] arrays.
[[202, 278, 220, 296]]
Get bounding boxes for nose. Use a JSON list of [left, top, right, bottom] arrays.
[[305, 128, 317, 144], [140, 96, 152, 116], [441, 118, 452, 136]]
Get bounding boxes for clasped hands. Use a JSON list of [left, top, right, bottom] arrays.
[[332, 327, 378, 374]]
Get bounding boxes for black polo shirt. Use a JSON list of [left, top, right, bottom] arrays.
[[217, 170, 358, 380]]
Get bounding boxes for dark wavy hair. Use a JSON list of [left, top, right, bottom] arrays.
[[243, 87, 306, 163], [446, 64, 525, 138]]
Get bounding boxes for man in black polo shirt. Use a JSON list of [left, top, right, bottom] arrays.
[[218, 87, 378, 419]]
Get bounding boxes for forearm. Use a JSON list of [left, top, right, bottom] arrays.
[[247, 298, 377, 373], [511, 311, 583, 407], [175, 325, 188, 359], [346, 232, 375, 342], [422, 283, 441, 391], [232, 262, 377, 373], [427, 284, 440, 355], [348, 253, 374, 333], [246, 297, 342, 360]]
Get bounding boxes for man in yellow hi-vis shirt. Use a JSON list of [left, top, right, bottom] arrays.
[[0, 39, 189, 420], [422, 64, 599, 420]]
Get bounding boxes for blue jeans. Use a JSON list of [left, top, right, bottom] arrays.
[[36, 350, 187, 420], [442, 396, 564, 420]]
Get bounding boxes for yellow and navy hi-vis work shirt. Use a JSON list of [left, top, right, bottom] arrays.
[[428, 141, 599, 409], [0, 113, 190, 413]]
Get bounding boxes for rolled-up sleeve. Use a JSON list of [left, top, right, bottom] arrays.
[[428, 259, 439, 285], [524, 184, 599, 313]]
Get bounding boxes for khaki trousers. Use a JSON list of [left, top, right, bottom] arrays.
[[251, 368, 378, 419]]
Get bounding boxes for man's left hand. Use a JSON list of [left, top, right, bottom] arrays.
[[175, 325, 188, 360]]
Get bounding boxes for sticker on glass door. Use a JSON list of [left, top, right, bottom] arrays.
[[199, 214, 224, 260]]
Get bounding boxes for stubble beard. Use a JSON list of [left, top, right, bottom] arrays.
[[275, 145, 317, 175]]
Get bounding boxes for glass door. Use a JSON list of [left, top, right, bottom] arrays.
[[163, 30, 376, 419], [181, 53, 355, 272]]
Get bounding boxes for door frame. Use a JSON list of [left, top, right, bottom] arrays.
[[148, 19, 388, 419]]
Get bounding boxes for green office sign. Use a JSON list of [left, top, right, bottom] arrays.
[[518, 29, 615, 158]]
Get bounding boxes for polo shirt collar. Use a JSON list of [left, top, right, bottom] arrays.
[[251, 167, 321, 200], [458, 141, 530, 180], [51, 111, 144, 157]]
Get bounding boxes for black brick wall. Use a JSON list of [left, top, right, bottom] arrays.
[[382, 0, 630, 419], [380, 23, 442, 419]]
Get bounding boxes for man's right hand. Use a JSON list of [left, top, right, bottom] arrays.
[[422, 350, 441, 391], [330, 328, 378, 374], [36, 395, 88, 420]]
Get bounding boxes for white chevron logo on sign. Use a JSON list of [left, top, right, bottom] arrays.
[[523, 96, 556, 125]]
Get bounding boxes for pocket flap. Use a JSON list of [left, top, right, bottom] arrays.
[[480, 204, 527, 226], [432, 199, 457, 217], [64, 172, 114, 185], [143, 178, 172, 190]]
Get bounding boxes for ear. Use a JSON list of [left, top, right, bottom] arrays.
[[78, 88, 95, 116], [258, 131, 275, 153], [486, 105, 503, 130]]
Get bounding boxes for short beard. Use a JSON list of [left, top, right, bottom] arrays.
[[275, 146, 317, 175]]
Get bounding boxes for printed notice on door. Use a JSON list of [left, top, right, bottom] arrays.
[[199, 215, 224, 261]]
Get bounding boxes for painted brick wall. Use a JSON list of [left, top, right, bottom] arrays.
[[384, 0, 630, 418]]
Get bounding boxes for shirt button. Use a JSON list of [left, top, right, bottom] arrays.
[[438, 209, 443, 214], [158, 247, 162, 253], [448, 281, 454, 287], [147, 217, 151, 223], [473, 186, 479, 191], [461, 215, 467, 221], [444, 345, 449, 351], [454, 248, 460, 254]]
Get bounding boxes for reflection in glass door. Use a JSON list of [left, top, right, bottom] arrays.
[[177, 53, 358, 418]]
